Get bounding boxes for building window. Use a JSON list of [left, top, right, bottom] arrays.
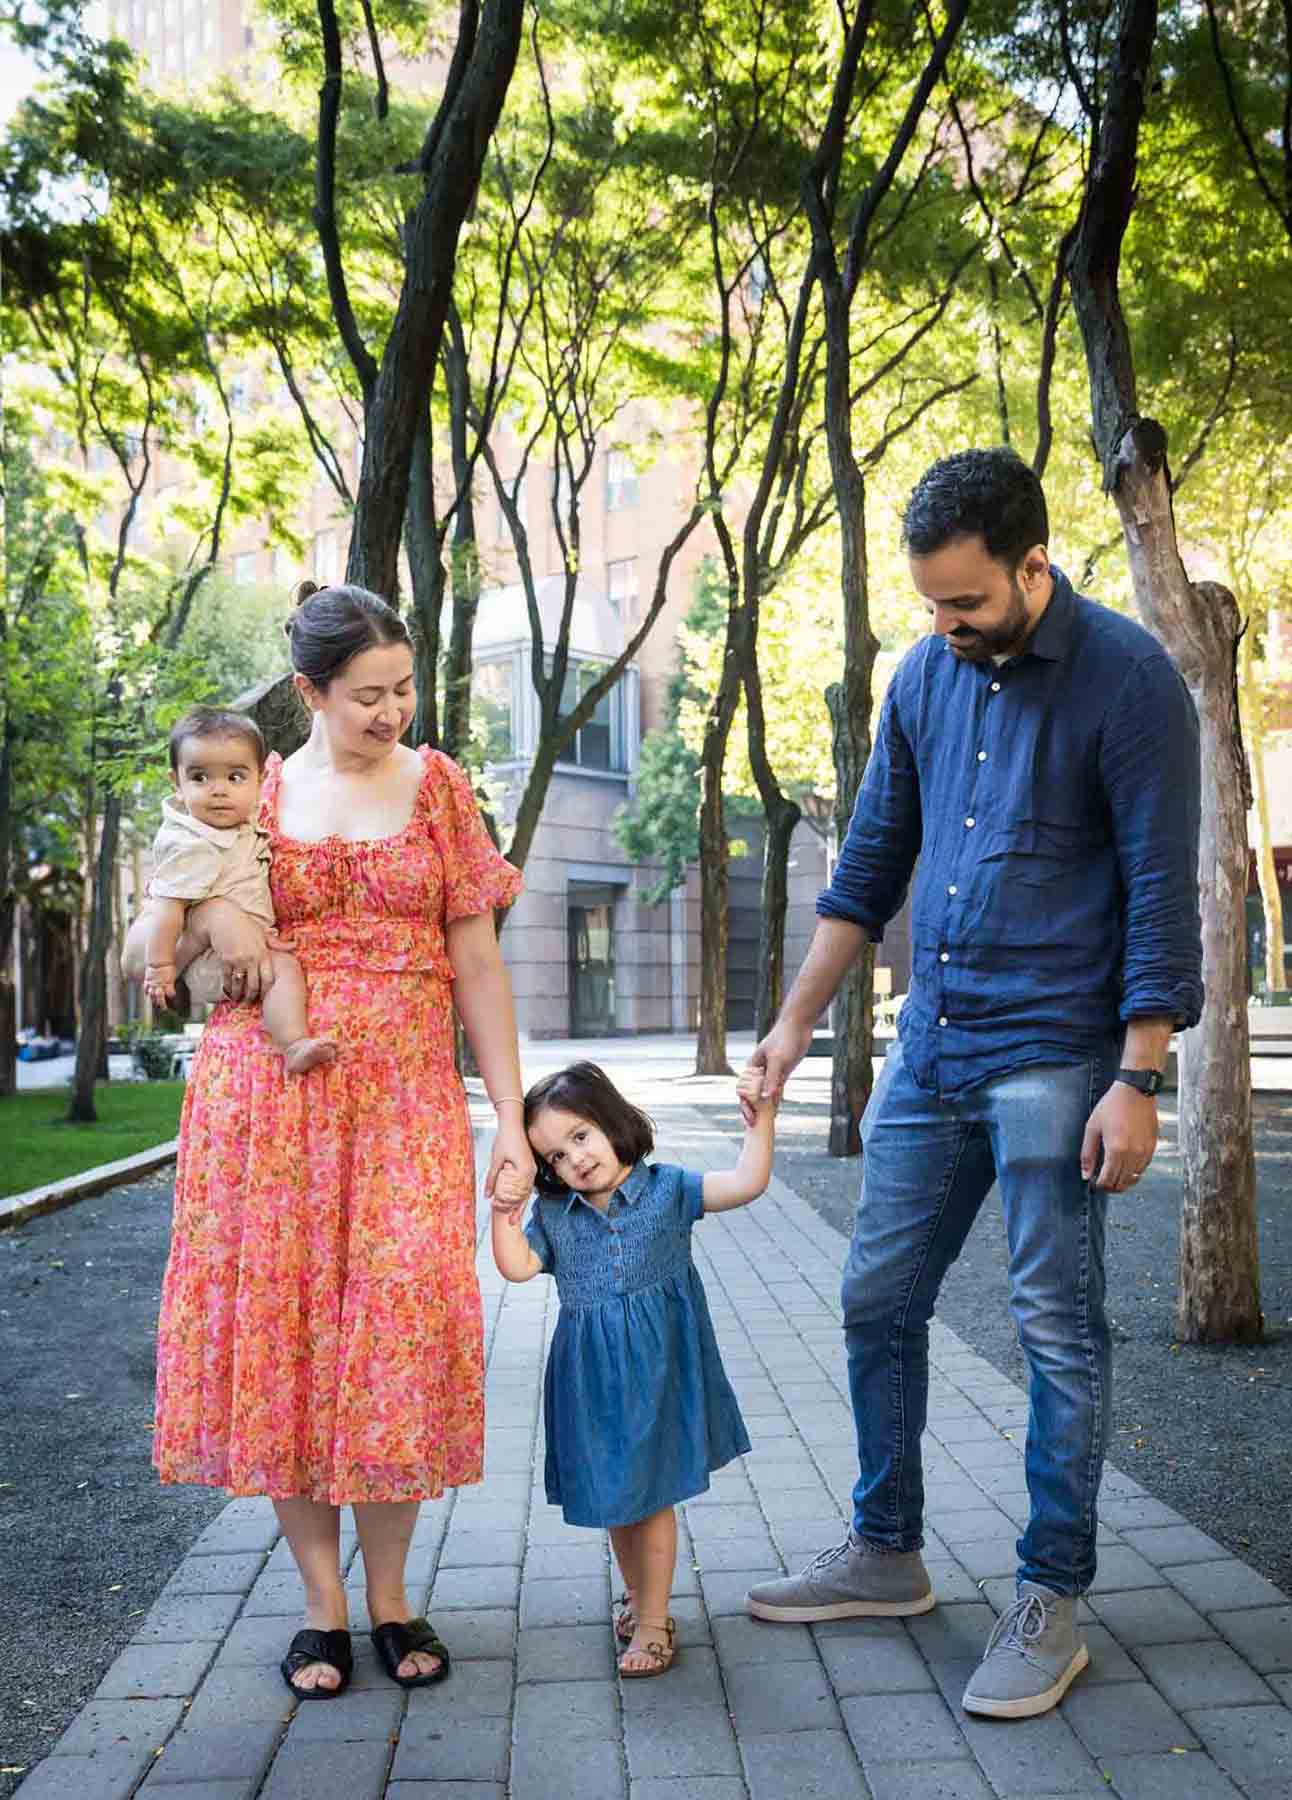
[[272, 545, 295, 588], [473, 659, 516, 762], [556, 660, 621, 772], [607, 558, 638, 618], [606, 449, 639, 511], [202, 11, 215, 48], [234, 552, 257, 585], [313, 530, 339, 584]]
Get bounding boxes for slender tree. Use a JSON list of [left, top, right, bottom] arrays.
[[1063, 0, 1261, 1343], [312, 0, 527, 599], [801, 0, 972, 1152]]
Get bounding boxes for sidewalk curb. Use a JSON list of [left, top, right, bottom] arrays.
[[0, 1139, 180, 1231]]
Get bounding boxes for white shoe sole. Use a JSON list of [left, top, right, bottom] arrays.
[[961, 1642, 1089, 1719], [746, 1589, 936, 1623]]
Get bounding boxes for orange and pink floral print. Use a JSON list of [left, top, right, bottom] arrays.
[[153, 748, 521, 1505]]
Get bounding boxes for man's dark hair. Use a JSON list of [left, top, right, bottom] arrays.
[[524, 1061, 655, 1197], [168, 706, 267, 774], [901, 448, 1049, 568]]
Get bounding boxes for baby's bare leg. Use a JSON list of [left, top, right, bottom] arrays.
[[261, 950, 337, 1074]]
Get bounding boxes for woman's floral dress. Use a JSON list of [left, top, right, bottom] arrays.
[[152, 747, 521, 1505]]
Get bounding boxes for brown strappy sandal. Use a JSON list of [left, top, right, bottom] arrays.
[[618, 1615, 677, 1679], [614, 1592, 636, 1645]]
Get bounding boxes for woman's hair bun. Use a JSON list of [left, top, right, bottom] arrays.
[[284, 579, 321, 640]]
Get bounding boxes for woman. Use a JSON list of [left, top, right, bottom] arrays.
[[142, 581, 533, 1698]]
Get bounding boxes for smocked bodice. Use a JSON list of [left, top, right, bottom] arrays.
[[260, 746, 520, 979]]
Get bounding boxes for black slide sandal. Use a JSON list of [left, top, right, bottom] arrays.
[[370, 1616, 451, 1688], [280, 1626, 353, 1700]]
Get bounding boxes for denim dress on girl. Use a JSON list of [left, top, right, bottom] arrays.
[[524, 1160, 751, 1527]]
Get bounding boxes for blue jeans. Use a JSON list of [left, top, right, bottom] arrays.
[[841, 1038, 1118, 1595]]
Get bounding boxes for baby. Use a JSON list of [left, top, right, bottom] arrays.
[[132, 705, 335, 1075]]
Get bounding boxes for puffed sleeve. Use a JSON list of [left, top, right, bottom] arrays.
[[523, 1201, 555, 1272], [678, 1167, 705, 1226], [424, 750, 523, 922]]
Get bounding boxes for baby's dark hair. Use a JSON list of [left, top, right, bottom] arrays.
[[168, 706, 267, 774], [524, 1061, 655, 1196]]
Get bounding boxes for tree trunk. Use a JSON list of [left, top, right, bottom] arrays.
[[1173, 585, 1261, 1341], [67, 786, 122, 1122], [1064, 0, 1261, 1343], [442, 316, 481, 763], [694, 589, 746, 1076], [1245, 640, 1288, 993], [696, 750, 733, 1077], [343, 0, 526, 598], [755, 797, 801, 1041], [1098, 437, 1261, 1344], [406, 409, 444, 750], [822, 478, 879, 1155], [829, 948, 875, 1159]]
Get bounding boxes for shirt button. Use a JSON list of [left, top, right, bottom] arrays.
[[947, 884, 958, 896], [977, 750, 987, 761], [938, 1016, 949, 1027], [939, 952, 950, 963], [990, 680, 1001, 693], [965, 816, 976, 828]]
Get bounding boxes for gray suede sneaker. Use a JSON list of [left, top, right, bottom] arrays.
[[746, 1532, 935, 1622], [961, 1582, 1088, 1719]]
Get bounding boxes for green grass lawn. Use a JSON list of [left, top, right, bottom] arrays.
[[0, 1082, 185, 1198]]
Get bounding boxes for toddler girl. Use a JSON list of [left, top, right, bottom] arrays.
[[128, 705, 335, 1074], [491, 1059, 775, 1678]]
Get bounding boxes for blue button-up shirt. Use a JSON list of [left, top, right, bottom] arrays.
[[818, 567, 1203, 1098]]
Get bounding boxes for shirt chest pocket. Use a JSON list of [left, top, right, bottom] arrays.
[[980, 817, 1109, 888]]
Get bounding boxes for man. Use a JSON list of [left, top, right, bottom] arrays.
[[743, 448, 1202, 1719]]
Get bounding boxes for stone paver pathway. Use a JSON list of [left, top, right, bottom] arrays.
[[15, 1102, 1292, 1800]]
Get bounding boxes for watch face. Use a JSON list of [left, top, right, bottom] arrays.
[[1117, 1068, 1161, 1094]]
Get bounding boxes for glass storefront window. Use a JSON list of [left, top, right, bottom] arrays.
[[473, 659, 515, 762], [554, 659, 620, 772]]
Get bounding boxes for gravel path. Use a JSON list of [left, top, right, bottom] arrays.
[[0, 1175, 227, 1795], [700, 1086, 1292, 1596]]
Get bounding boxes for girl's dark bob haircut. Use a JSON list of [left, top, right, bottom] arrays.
[[523, 1061, 654, 1196]]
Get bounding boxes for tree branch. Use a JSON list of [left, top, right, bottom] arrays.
[[359, 0, 389, 121], [1203, 0, 1291, 244], [314, 0, 379, 400]]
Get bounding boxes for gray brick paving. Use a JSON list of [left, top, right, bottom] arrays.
[[144, 1722, 284, 1783], [17, 1104, 1292, 1800], [10, 1751, 156, 1800], [143, 1783, 259, 1800], [1097, 1751, 1246, 1799]]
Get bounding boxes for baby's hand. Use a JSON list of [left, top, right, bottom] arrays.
[[737, 1063, 777, 1114], [492, 1166, 533, 1215], [144, 961, 177, 1006]]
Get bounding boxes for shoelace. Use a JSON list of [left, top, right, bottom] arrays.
[[806, 1538, 854, 1576], [984, 1590, 1049, 1658]]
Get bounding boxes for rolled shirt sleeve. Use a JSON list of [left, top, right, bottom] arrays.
[[817, 675, 923, 939], [1099, 653, 1203, 1028]]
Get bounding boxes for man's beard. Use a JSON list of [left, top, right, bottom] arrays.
[[946, 578, 1030, 661]]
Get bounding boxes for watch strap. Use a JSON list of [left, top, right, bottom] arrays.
[[1115, 1067, 1164, 1096]]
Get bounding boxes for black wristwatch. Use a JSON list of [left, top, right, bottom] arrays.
[[1115, 1067, 1164, 1097]]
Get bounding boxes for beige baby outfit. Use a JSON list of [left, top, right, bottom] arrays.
[[148, 796, 274, 1005]]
